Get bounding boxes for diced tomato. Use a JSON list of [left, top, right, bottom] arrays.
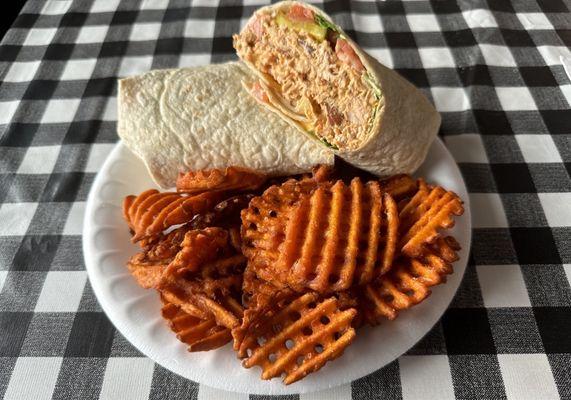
[[249, 16, 264, 39], [335, 39, 365, 72], [288, 4, 314, 23], [251, 81, 269, 103], [326, 105, 343, 126]]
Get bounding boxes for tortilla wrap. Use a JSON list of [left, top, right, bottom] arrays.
[[235, 1, 441, 176], [118, 62, 334, 188]]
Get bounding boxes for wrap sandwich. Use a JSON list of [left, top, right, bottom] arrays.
[[118, 62, 334, 188], [234, 1, 441, 176]]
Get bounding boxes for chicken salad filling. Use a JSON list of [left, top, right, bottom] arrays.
[[234, 4, 381, 150]]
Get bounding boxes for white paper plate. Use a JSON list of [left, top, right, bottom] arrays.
[[83, 138, 471, 395]]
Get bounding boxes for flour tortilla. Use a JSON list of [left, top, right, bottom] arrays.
[[239, 1, 441, 176], [118, 62, 334, 189]]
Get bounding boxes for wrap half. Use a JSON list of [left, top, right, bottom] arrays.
[[233, 1, 441, 176], [118, 62, 334, 188]]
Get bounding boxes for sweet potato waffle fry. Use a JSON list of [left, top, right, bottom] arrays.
[[125, 225, 190, 288], [161, 297, 232, 352], [177, 166, 267, 194], [362, 236, 460, 323], [233, 267, 297, 352], [126, 256, 166, 289], [277, 178, 399, 293], [123, 189, 226, 241], [399, 180, 464, 257], [158, 230, 246, 329], [379, 174, 418, 200], [120, 164, 465, 385], [168, 227, 230, 272], [237, 292, 357, 384], [241, 177, 328, 285], [241, 178, 398, 293], [158, 268, 244, 330]]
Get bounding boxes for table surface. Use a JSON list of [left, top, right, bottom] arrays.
[[0, 1, 570, 399]]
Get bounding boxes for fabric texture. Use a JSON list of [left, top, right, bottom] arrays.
[[0, 0, 570, 399]]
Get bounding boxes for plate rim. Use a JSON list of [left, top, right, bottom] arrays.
[[83, 137, 472, 395]]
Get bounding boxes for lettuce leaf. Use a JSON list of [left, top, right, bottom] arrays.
[[314, 14, 338, 32], [363, 73, 382, 100], [320, 137, 339, 150]]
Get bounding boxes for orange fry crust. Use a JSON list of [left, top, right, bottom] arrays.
[[161, 297, 232, 352], [242, 178, 399, 293], [176, 166, 267, 194], [123, 189, 225, 242], [120, 165, 466, 385], [236, 292, 357, 385], [362, 236, 461, 323], [399, 180, 464, 257]]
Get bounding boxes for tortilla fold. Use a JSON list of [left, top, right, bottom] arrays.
[[118, 62, 334, 188], [236, 1, 441, 177]]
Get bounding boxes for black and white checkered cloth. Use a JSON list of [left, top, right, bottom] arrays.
[[0, 0, 570, 399]]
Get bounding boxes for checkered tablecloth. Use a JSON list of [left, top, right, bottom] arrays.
[[0, 0, 570, 399]]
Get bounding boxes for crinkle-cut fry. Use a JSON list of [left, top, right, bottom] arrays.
[[123, 189, 225, 242], [168, 227, 229, 273], [271, 178, 398, 293], [176, 166, 267, 194], [399, 183, 464, 257], [363, 236, 460, 323], [379, 174, 418, 200], [161, 299, 231, 352], [241, 177, 325, 285], [238, 292, 357, 384]]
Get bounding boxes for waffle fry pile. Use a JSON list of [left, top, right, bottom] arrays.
[[122, 165, 464, 384]]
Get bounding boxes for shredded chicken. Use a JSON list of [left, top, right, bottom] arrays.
[[234, 12, 378, 150]]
